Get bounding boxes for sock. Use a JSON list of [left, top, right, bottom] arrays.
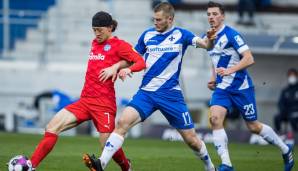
[[30, 132, 58, 168], [213, 129, 232, 167], [259, 124, 289, 154], [112, 148, 130, 171], [193, 141, 215, 170], [100, 132, 124, 169]]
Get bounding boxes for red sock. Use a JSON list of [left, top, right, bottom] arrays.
[[30, 132, 58, 168], [112, 148, 130, 171]]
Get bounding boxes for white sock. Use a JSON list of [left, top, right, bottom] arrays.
[[193, 141, 215, 171], [259, 124, 289, 154], [213, 129, 232, 167], [99, 133, 124, 169]]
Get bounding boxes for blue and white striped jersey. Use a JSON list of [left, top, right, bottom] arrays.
[[207, 25, 254, 91], [135, 26, 199, 92]]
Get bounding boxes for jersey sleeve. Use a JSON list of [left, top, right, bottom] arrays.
[[228, 30, 249, 54], [183, 29, 198, 47], [117, 41, 146, 72], [134, 31, 147, 55]]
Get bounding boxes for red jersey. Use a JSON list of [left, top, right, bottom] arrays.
[[80, 37, 142, 110]]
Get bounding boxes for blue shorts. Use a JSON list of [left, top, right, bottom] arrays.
[[210, 88, 257, 121], [127, 89, 194, 129]]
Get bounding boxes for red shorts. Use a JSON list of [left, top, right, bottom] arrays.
[[65, 97, 116, 133]]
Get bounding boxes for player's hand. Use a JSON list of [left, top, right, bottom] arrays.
[[207, 27, 217, 40], [215, 67, 233, 77], [118, 68, 132, 81], [207, 80, 216, 91], [99, 65, 118, 83]]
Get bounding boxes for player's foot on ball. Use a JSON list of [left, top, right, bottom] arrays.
[[283, 144, 294, 171], [218, 164, 234, 171], [83, 153, 103, 171]]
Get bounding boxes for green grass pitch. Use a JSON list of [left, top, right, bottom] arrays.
[[0, 132, 297, 171]]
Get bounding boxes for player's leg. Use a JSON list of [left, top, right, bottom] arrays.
[[210, 105, 233, 170], [100, 107, 141, 169], [245, 120, 294, 171], [81, 99, 132, 171], [209, 89, 233, 170], [84, 90, 155, 171], [234, 88, 294, 171], [99, 132, 131, 171], [156, 90, 215, 171], [30, 108, 78, 168], [178, 129, 216, 171]]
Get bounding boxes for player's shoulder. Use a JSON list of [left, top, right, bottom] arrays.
[[142, 27, 157, 35], [224, 25, 242, 36], [113, 37, 133, 47]]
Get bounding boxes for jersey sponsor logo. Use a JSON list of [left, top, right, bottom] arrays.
[[88, 52, 105, 60], [234, 35, 244, 46], [146, 44, 180, 53], [104, 44, 111, 51], [209, 52, 222, 57]]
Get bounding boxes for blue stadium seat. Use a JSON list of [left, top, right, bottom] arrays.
[[0, 0, 56, 53]]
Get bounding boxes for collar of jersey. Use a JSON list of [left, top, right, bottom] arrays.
[[94, 36, 117, 45], [216, 24, 226, 35]]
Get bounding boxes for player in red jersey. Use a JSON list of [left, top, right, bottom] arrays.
[[29, 11, 146, 171]]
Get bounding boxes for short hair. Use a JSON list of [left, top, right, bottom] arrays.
[[153, 2, 175, 18], [111, 20, 118, 32], [207, 1, 225, 14]]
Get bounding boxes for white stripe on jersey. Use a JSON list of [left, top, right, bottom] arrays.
[[208, 25, 254, 91], [172, 84, 182, 90], [144, 31, 159, 44], [217, 74, 236, 89], [239, 75, 249, 90], [144, 30, 182, 73], [210, 34, 229, 67], [142, 30, 183, 91], [142, 49, 182, 91]]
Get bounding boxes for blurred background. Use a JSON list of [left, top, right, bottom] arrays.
[[0, 0, 297, 145]]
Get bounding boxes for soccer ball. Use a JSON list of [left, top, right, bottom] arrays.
[[8, 155, 33, 171]]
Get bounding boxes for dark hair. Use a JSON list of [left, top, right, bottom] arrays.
[[207, 1, 225, 14], [92, 11, 118, 32], [154, 2, 175, 18], [111, 19, 118, 32], [287, 68, 298, 76]]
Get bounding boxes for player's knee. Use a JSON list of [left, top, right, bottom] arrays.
[[185, 137, 200, 150], [209, 115, 222, 128], [45, 124, 60, 134], [115, 118, 129, 136], [247, 123, 262, 134]]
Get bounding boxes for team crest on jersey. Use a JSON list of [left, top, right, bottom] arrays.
[[104, 44, 111, 51]]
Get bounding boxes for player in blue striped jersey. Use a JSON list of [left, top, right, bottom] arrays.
[[206, 2, 294, 171], [84, 2, 218, 171]]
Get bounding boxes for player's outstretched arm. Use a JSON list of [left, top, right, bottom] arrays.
[[216, 50, 255, 77], [118, 54, 146, 81]]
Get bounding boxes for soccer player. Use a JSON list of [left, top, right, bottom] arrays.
[[205, 2, 294, 171], [83, 2, 217, 171], [29, 11, 146, 171]]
